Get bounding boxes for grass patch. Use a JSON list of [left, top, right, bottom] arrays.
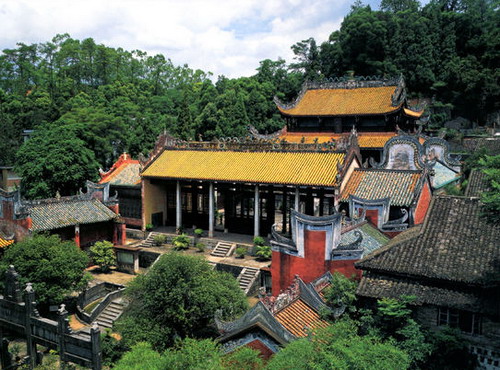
[[84, 298, 104, 314]]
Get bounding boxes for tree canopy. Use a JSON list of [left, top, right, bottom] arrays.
[[0, 234, 90, 307], [115, 252, 248, 351], [1, 2, 497, 197]]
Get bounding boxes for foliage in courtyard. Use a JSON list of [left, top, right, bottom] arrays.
[[0, 234, 90, 307], [115, 253, 248, 351], [255, 245, 272, 261], [172, 233, 190, 250], [89, 240, 116, 272], [152, 234, 167, 246]]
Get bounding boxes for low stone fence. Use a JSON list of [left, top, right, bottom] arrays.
[[76, 282, 125, 325]]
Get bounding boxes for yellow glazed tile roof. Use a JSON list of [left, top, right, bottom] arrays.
[[280, 132, 398, 148], [278, 86, 401, 116], [0, 237, 14, 248], [142, 150, 346, 187]]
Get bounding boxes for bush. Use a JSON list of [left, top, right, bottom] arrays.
[[90, 241, 117, 273], [145, 223, 154, 231], [153, 234, 167, 246], [0, 234, 90, 306], [172, 234, 190, 250], [195, 242, 205, 253], [235, 246, 247, 258], [255, 245, 271, 261], [253, 236, 265, 246], [194, 228, 204, 237]]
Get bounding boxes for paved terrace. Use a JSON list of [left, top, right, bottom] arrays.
[[127, 226, 271, 270]]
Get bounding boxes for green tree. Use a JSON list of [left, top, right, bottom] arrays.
[[479, 154, 500, 223], [323, 272, 358, 315], [113, 342, 167, 370], [0, 234, 90, 307], [267, 320, 410, 370], [89, 241, 116, 273], [15, 126, 99, 198], [116, 253, 248, 350]]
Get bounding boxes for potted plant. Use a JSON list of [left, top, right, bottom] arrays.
[[153, 234, 167, 246], [255, 245, 272, 261], [235, 246, 247, 259], [172, 234, 190, 250], [195, 242, 206, 253], [145, 223, 154, 231], [194, 228, 203, 243]]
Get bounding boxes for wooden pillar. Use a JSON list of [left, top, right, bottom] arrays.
[[209, 182, 214, 237], [254, 185, 260, 238], [176, 181, 182, 231], [295, 187, 300, 211], [319, 189, 324, 216], [305, 188, 314, 215], [74, 224, 80, 248]]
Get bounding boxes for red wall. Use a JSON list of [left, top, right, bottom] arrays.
[[245, 339, 275, 360], [271, 229, 360, 295], [414, 181, 431, 225]]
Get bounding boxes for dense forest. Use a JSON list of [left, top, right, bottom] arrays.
[[0, 0, 498, 198]]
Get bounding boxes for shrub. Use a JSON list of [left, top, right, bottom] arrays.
[[194, 228, 204, 237], [235, 246, 247, 258], [253, 236, 265, 246], [195, 242, 205, 253], [255, 245, 271, 261], [145, 223, 153, 231], [153, 234, 167, 246], [90, 241, 117, 273], [173, 234, 190, 250]]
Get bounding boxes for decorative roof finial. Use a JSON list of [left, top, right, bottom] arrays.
[[55, 191, 61, 200]]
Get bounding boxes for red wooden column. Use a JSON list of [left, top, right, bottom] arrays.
[[74, 224, 80, 248]]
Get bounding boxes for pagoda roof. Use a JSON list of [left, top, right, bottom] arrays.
[[340, 168, 424, 207], [275, 77, 412, 117], [141, 149, 346, 187]]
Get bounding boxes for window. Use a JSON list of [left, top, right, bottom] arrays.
[[437, 308, 481, 335]]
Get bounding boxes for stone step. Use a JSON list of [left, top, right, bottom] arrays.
[[210, 242, 236, 257]]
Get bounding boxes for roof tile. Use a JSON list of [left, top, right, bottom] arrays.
[[142, 150, 346, 187]]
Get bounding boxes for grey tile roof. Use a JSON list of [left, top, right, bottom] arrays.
[[357, 271, 486, 313], [340, 222, 389, 257], [356, 196, 500, 285], [465, 169, 491, 197], [29, 198, 117, 231]]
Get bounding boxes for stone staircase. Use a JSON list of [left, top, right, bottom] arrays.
[[140, 232, 163, 248], [210, 241, 236, 257], [237, 267, 260, 295], [95, 298, 128, 329]]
